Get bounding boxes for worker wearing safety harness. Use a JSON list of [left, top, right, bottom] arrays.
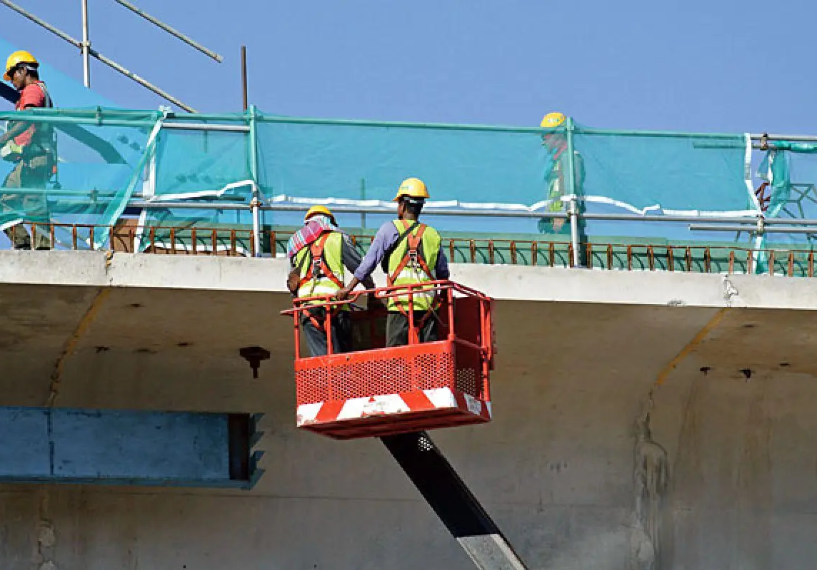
[[287, 205, 374, 357], [337, 177, 450, 347], [0, 50, 55, 250]]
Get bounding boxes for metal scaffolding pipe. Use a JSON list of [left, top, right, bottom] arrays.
[[87, 48, 196, 112], [581, 212, 759, 223], [689, 224, 817, 234], [129, 201, 572, 217], [162, 122, 249, 132], [0, 0, 81, 47], [81, 0, 90, 87], [749, 133, 817, 143], [0, 0, 196, 112], [241, 46, 248, 111], [114, 0, 223, 63]]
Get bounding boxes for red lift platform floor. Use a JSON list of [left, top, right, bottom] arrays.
[[283, 281, 496, 440]]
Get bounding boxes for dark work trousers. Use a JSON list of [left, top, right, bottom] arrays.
[[1, 154, 52, 250], [386, 311, 438, 348], [301, 307, 352, 357]]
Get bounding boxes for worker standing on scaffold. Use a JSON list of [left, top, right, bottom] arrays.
[[287, 205, 375, 356], [540, 112, 587, 266], [0, 50, 55, 250], [337, 177, 450, 347]]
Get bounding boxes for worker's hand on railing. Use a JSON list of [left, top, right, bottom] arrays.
[[335, 285, 355, 301]]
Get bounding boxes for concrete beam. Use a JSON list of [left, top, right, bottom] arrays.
[[0, 251, 816, 311], [0, 251, 816, 568]]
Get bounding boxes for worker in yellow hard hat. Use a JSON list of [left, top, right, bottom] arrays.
[[0, 50, 55, 250], [286, 204, 374, 356], [540, 111, 587, 265], [337, 177, 450, 347]]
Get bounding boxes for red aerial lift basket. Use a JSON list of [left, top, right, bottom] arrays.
[[281, 280, 496, 440]]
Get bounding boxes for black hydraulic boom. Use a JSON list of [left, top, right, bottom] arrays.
[[381, 431, 528, 570]]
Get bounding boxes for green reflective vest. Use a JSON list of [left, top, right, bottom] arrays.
[[547, 149, 585, 213], [294, 231, 346, 307], [386, 220, 441, 312]]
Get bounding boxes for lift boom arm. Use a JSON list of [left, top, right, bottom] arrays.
[[381, 431, 528, 570]]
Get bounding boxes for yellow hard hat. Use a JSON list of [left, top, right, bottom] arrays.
[[540, 112, 566, 129], [4, 50, 38, 81], [304, 205, 335, 224], [393, 177, 430, 202]]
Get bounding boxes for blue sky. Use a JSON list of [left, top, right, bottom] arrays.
[[0, 0, 811, 134]]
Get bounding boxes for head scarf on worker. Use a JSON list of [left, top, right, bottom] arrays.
[[286, 205, 341, 259]]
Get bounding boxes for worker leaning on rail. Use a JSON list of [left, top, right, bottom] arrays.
[[287, 205, 375, 357], [0, 50, 54, 250], [337, 177, 450, 347]]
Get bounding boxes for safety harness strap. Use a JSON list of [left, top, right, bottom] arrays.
[[297, 232, 344, 291], [296, 232, 344, 332], [387, 221, 438, 336]]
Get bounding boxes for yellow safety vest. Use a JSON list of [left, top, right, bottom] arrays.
[[294, 231, 348, 309], [386, 220, 441, 312]]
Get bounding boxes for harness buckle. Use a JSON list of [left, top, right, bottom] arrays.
[[408, 248, 419, 268], [311, 256, 323, 278]]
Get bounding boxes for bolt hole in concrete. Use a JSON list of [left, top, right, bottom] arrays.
[[740, 368, 753, 380], [699, 366, 711, 375], [780, 362, 790, 367]]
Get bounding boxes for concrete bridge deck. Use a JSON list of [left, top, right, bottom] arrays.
[[1, 251, 816, 569]]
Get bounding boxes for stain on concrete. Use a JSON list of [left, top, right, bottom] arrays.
[[630, 412, 669, 569]]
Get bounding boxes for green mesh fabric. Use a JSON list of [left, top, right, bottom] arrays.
[[0, 107, 160, 249], [752, 142, 817, 273], [135, 113, 255, 253], [253, 116, 761, 245], [0, 107, 785, 263]]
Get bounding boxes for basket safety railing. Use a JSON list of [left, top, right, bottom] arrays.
[[281, 280, 495, 400]]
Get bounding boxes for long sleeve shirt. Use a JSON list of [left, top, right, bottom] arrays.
[[353, 221, 450, 282]]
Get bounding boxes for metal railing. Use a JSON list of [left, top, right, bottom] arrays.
[[7, 221, 815, 278]]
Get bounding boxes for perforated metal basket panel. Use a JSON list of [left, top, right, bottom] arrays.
[[295, 342, 459, 405]]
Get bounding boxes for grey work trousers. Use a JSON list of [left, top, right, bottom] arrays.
[[386, 311, 438, 348], [301, 308, 352, 357]]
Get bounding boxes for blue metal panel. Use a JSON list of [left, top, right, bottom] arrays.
[[0, 408, 50, 477], [0, 407, 263, 489], [53, 409, 229, 481]]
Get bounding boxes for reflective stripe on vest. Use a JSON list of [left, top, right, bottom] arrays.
[[294, 231, 346, 306], [386, 220, 441, 312]]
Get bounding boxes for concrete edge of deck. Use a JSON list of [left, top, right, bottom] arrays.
[[1, 250, 815, 311]]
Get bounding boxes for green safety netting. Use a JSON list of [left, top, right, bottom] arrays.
[[0, 107, 783, 267], [0, 107, 160, 249], [753, 142, 817, 273], [253, 116, 759, 247], [135, 114, 254, 253]]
